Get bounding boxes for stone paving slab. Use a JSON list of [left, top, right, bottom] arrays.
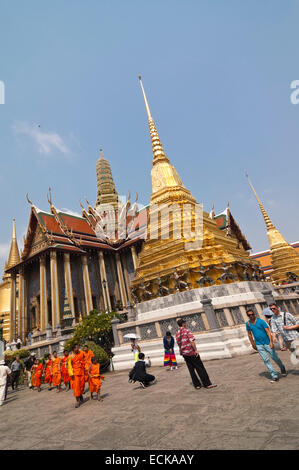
[[1, 350, 299, 450]]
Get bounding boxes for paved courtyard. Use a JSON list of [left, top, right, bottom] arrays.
[[1, 350, 299, 450]]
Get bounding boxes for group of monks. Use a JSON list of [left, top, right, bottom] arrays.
[[30, 344, 105, 408]]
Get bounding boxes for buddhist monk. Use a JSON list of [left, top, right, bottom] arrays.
[[30, 361, 37, 389], [35, 360, 43, 392], [82, 345, 94, 387], [51, 351, 62, 392], [88, 356, 105, 401], [61, 350, 70, 391], [69, 344, 85, 408], [44, 353, 53, 390]]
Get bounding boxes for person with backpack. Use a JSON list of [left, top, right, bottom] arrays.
[[246, 308, 287, 382], [269, 303, 299, 357]]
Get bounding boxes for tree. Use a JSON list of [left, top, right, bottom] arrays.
[[64, 310, 120, 355]]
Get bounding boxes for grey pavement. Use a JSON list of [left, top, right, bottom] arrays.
[[1, 350, 299, 450]]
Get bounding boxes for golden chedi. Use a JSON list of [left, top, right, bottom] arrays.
[[132, 77, 261, 299]]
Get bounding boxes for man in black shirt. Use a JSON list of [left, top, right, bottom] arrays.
[[129, 353, 156, 388]]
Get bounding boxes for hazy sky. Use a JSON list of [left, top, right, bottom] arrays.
[[1, 0, 299, 273]]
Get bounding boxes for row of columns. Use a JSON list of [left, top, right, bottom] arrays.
[[9, 245, 139, 342]]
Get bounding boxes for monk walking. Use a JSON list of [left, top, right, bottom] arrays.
[[44, 354, 53, 391], [35, 360, 43, 392], [51, 351, 62, 392], [61, 350, 70, 391], [82, 345, 94, 389], [69, 344, 85, 408], [88, 356, 105, 401]]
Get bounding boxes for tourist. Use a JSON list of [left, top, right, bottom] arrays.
[[176, 318, 217, 390], [82, 345, 94, 386], [0, 359, 11, 406], [246, 309, 286, 382], [34, 359, 43, 392], [44, 354, 53, 390], [61, 350, 71, 391], [24, 353, 35, 389], [51, 351, 62, 392], [88, 356, 105, 401], [131, 339, 141, 362], [264, 308, 286, 351], [269, 303, 299, 356], [163, 331, 178, 371], [16, 338, 22, 350], [10, 356, 22, 390], [69, 344, 85, 408], [129, 352, 156, 389]]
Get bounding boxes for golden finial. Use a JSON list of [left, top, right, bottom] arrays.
[[246, 173, 275, 231], [138, 75, 152, 120], [47, 187, 53, 207], [99, 148, 104, 159], [6, 219, 21, 269]]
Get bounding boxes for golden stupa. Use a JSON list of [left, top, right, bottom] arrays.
[[247, 174, 299, 284], [132, 77, 261, 297]]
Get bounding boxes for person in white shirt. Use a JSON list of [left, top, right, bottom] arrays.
[[0, 360, 11, 406]]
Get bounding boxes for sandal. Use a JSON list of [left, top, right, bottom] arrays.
[[206, 384, 217, 389], [195, 386, 201, 389]]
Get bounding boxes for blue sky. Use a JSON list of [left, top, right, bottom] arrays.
[[1, 0, 299, 273]]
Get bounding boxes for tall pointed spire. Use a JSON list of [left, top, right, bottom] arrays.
[[6, 219, 20, 269], [246, 173, 299, 283], [138, 75, 170, 166], [95, 148, 118, 209]]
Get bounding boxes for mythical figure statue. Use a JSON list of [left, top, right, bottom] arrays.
[[286, 271, 298, 283], [236, 262, 252, 281], [156, 276, 170, 296], [215, 262, 236, 283], [192, 265, 214, 287], [138, 279, 153, 301], [131, 287, 140, 304], [173, 268, 190, 291]]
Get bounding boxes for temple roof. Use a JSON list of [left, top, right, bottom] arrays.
[[214, 206, 252, 251]]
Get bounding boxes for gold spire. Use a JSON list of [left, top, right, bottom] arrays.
[[138, 75, 170, 166], [6, 219, 20, 269], [246, 173, 299, 283]]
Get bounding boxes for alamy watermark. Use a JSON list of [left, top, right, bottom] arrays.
[[290, 80, 299, 104], [0, 81, 5, 104], [94, 196, 204, 250]]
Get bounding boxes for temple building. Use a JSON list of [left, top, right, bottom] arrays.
[[4, 151, 145, 343]]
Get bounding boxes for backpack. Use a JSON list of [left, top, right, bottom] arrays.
[[283, 312, 299, 332]]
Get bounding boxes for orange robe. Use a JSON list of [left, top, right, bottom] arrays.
[[83, 350, 94, 382], [44, 360, 52, 384], [61, 356, 70, 384], [88, 363, 105, 393], [69, 351, 85, 398], [52, 357, 62, 386], [35, 364, 43, 388], [31, 366, 36, 387]]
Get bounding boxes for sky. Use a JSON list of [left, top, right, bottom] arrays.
[[1, 0, 299, 274]]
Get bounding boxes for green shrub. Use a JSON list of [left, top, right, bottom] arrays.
[[64, 340, 110, 372]]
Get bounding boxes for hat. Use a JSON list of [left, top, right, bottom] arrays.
[[30, 352, 36, 356], [262, 307, 273, 317], [0, 360, 5, 365]]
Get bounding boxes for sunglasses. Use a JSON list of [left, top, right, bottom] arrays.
[[247, 313, 255, 317], [270, 307, 277, 311]]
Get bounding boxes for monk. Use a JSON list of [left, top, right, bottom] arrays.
[[51, 351, 62, 392], [44, 354, 53, 390], [30, 361, 37, 389], [82, 345, 94, 387], [69, 344, 85, 408], [88, 356, 105, 401], [35, 360, 43, 392], [61, 350, 70, 391]]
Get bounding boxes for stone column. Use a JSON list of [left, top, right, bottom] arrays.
[[201, 296, 220, 330], [9, 272, 17, 342], [116, 252, 128, 308], [111, 316, 120, 347], [98, 251, 111, 311], [50, 251, 61, 330], [39, 255, 48, 331], [63, 252, 76, 319], [82, 255, 93, 315], [122, 253, 132, 303], [130, 245, 139, 271], [18, 268, 26, 341]]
